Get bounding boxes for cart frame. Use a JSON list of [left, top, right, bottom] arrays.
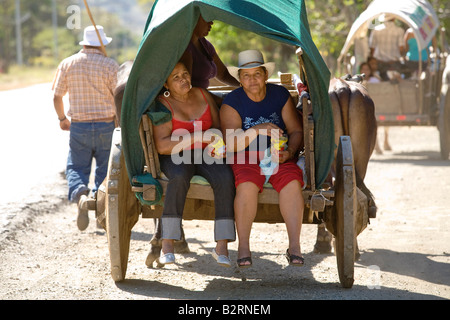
[[84, 0, 373, 288]]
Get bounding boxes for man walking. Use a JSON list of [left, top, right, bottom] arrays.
[[52, 25, 119, 230]]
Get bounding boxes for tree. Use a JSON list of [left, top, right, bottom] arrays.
[[31, 27, 78, 66], [0, 0, 15, 72], [1, 0, 448, 75], [0, 0, 142, 72]]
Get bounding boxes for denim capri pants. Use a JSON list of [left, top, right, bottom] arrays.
[[159, 152, 236, 242]]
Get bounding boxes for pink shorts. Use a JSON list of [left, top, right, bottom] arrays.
[[230, 152, 304, 193]]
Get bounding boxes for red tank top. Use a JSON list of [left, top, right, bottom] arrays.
[[160, 89, 213, 149]]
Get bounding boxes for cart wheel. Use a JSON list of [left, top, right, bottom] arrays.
[[105, 128, 140, 282], [438, 88, 450, 160], [334, 136, 357, 288]]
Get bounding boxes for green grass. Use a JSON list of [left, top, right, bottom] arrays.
[[0, 65, 57, 91]]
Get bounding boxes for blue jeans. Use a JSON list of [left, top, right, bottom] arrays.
[[66, 121, 115, 202], [159, 153, 236, 242]]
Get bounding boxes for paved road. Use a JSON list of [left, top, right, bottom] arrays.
[[0, 83, 69, 232]]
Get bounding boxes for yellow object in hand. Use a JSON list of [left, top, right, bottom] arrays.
[[210, 133, 226, 158]]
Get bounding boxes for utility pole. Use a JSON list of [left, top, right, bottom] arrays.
[[52, 0, 58, 60], [15, 0, 23, 65], [14, 0, 30, 66]]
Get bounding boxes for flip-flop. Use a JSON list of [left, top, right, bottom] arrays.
[[285, 249, 305, 267], [237, 256, 252, 268]]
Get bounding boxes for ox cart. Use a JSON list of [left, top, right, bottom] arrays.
[[337, 0, 450, 159], [82, 0, 374, 288]]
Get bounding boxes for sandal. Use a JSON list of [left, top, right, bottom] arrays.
[[285, 249, 305, 267], [237, 256, 252, 268]]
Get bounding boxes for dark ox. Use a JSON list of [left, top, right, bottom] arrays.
[[113, 62, 377, 265], [313, 76, 377, 254]]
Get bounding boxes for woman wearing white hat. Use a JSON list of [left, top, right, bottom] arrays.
[[220, 49, 305, 268]]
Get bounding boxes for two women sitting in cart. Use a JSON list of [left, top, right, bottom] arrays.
[[154, 62, 236, 267], [153, 49, 305, 268]]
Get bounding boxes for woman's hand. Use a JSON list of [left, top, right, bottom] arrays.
[[278, 148, 296, 164], [253, 122, 283, 136], [204, 131, 226, 159]]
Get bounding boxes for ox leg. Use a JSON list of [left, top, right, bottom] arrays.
[[376, 126, 391, 154], [145, 218, 163, 268], [383, 127, 391, 151], [313, 224, 361, 259], [375, 138, 383, 155], [174, 224, 190, 253], [313, 223, 362, 258], [314, 222, 333, 254], [355, 239, 360, 260], [145, 218, 190, 268]]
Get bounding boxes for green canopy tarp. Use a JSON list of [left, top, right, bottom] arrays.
[[122, 0, 334, 189]]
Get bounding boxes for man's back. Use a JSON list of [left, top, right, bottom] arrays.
[[52, 25, 119, 219], [53, 48, 118, 121], [369, 21, 404, 62]]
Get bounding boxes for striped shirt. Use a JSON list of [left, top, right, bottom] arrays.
[[52, 48, 119, 121], [369, 21, 404, 62]]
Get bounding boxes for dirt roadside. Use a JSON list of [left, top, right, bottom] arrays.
[[0, 126, 449, 300]]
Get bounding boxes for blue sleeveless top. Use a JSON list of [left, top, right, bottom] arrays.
[[223, 83, 290, 151]]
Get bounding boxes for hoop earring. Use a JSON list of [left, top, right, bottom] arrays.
[[164, 90, 170, 97]]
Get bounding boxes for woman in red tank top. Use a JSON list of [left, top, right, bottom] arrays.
[[152, 62, 235, 268], [159, 82, 214, 150]]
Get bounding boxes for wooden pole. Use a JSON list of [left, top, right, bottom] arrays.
[[82, 0, 107, 56]]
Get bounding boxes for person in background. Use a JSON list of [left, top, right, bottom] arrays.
[[404, 27, 437, 78], [180, 15, 239, 89], [359, 62, 381, 84], [367, 56, 381, 80], [52, 25, 119, 231], [220, 49, 305, 268]]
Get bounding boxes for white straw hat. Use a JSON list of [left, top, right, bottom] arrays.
[[79, 25, 112, 47], [379, 13, 395, 22], [228, 49, 275, 81]]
